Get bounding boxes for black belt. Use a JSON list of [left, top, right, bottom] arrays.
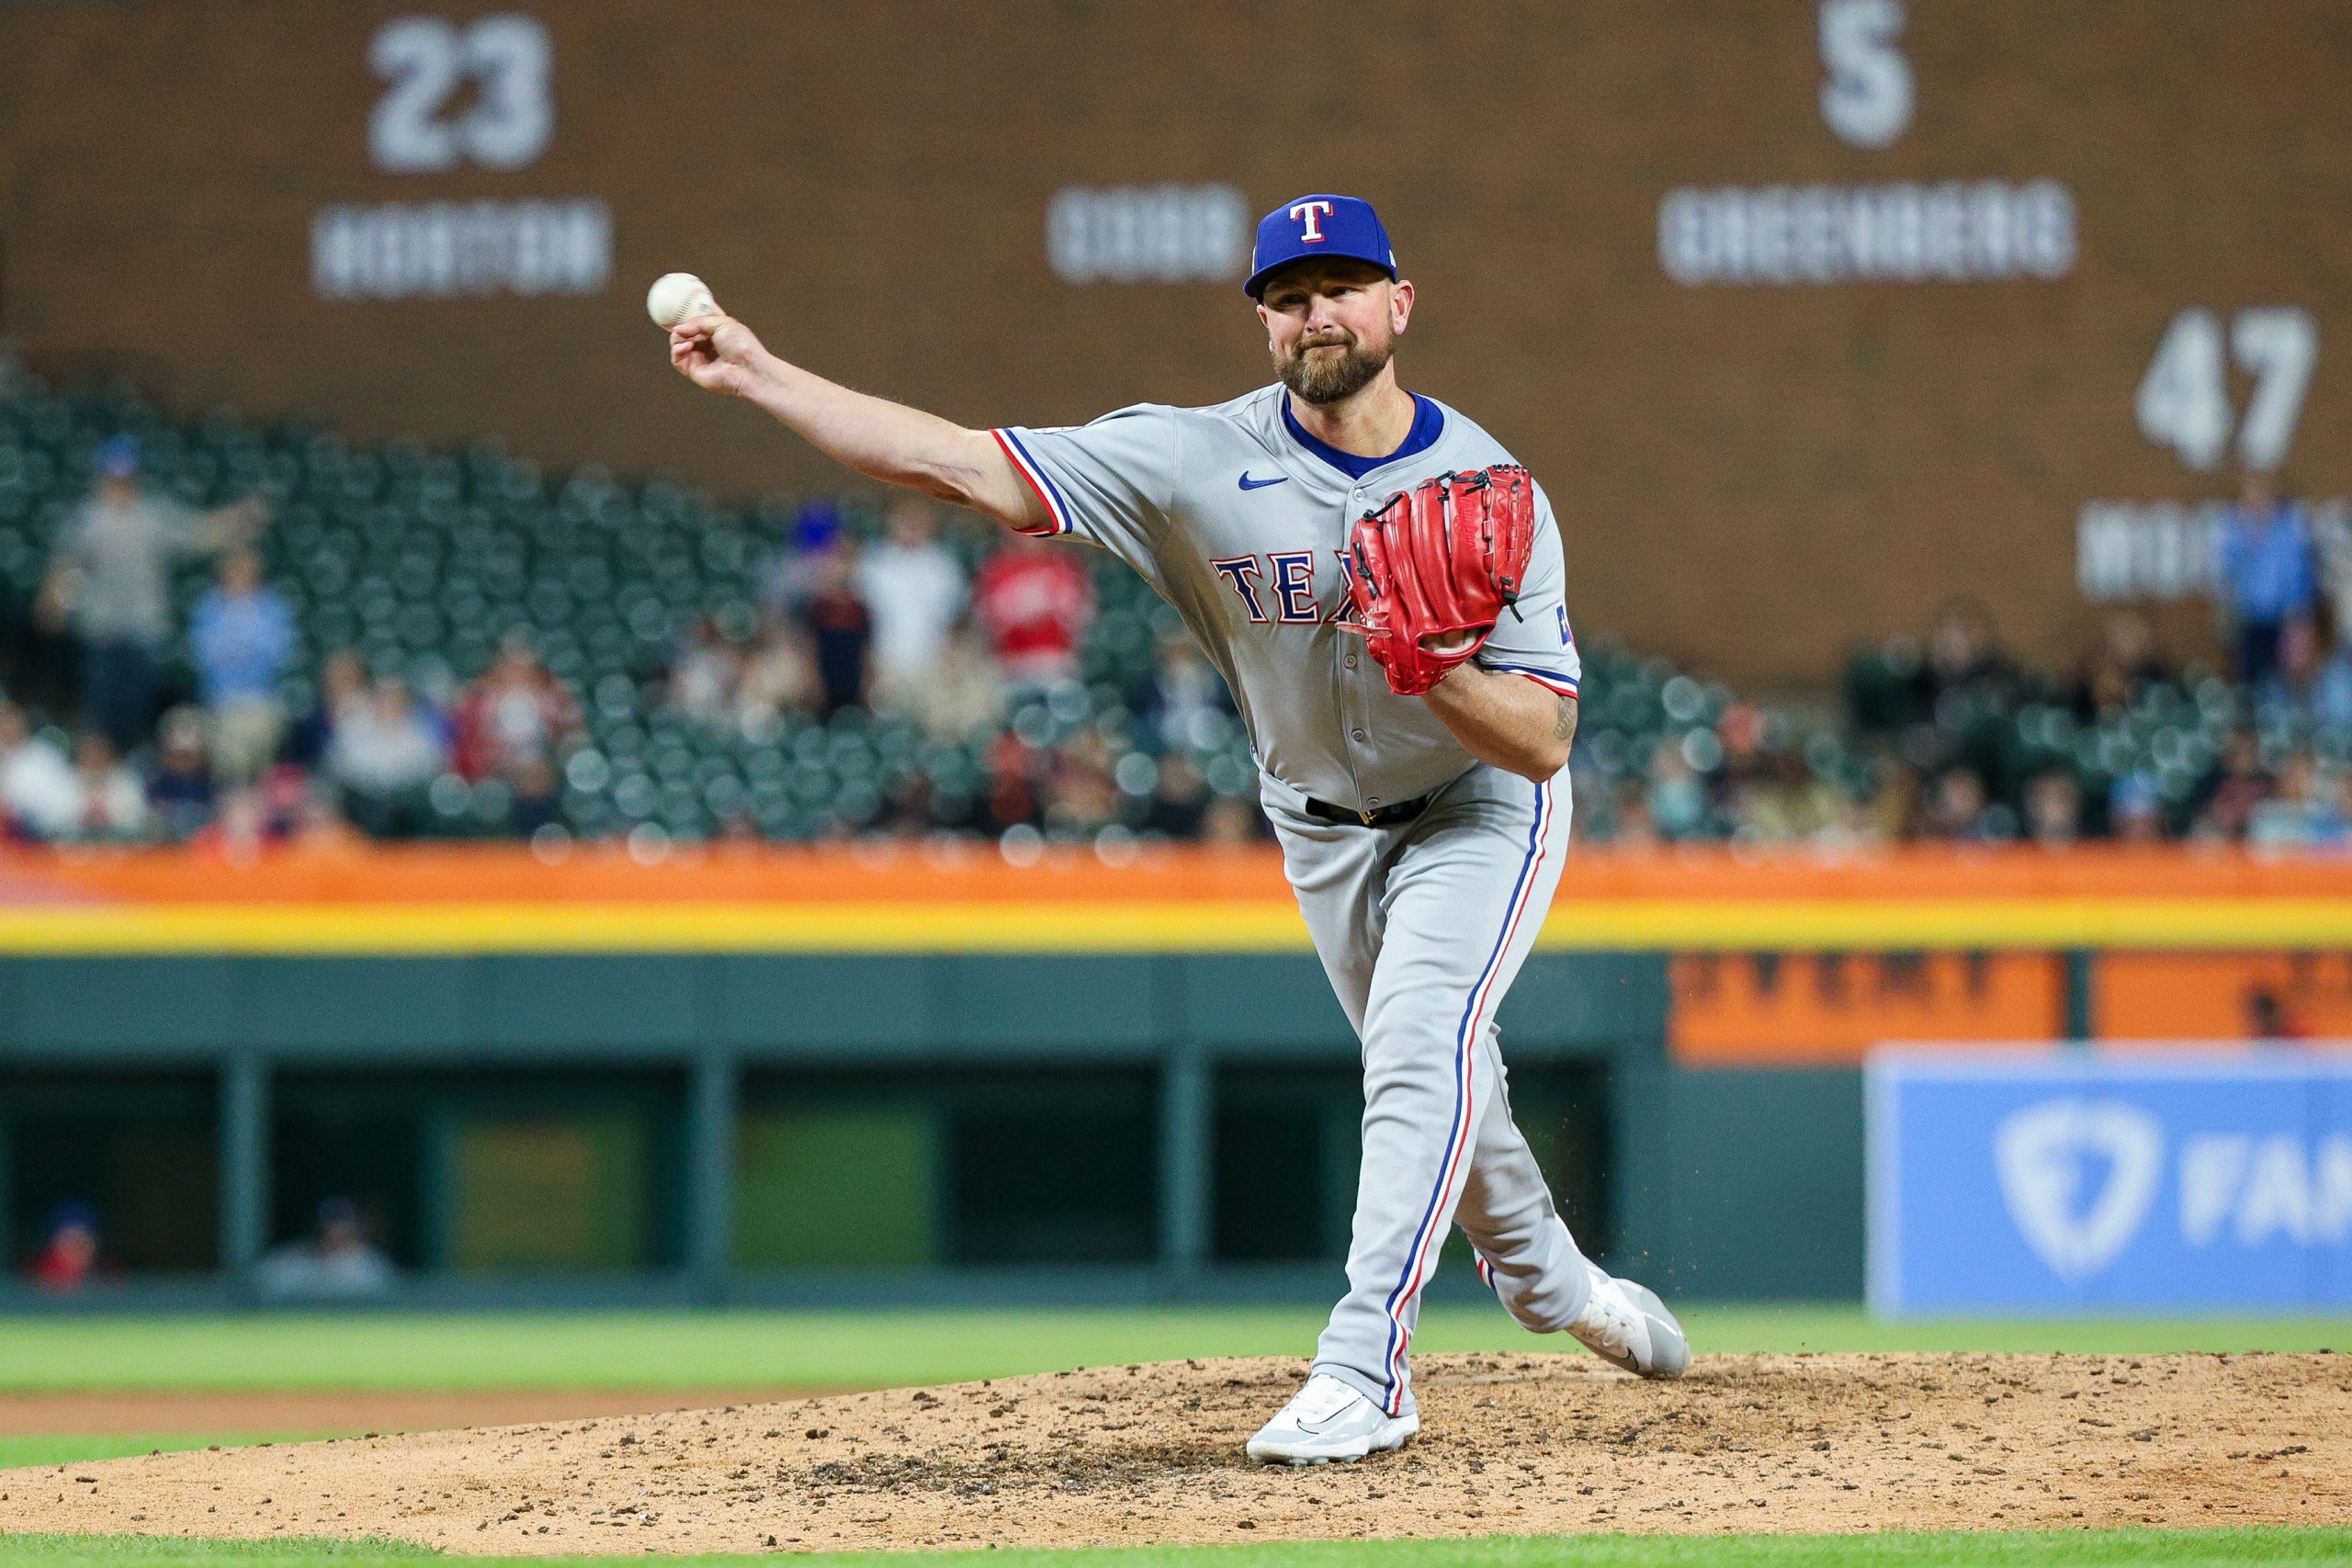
[[1302, 792, 1435, 828]]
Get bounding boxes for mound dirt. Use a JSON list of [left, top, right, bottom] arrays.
[[1, 1352, 2345, 1554]]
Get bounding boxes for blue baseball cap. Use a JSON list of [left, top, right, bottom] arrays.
[[94, 435, 140, 479], [1244, 193, 1397, 299]]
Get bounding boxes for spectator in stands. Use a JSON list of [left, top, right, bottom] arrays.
[[144, 706, 216, 840], [286, 776, 365, 851], [10, 558, 80, 722], [506, 753, 564, 838], [0, 697, 78, 840], [980, 731, 1046, 834], [2022, 768, 2083, 848], [25, 1199, 102, 1293], [973, 530, 1093, 692], [2071, 608, 2176, 721], [285, 649, 369, 772], [1855, 756, 1923, 842], [1142, 634, 1234, 752], [188, 548, 296, 785], [670, 615, 742, 728], [256, 1196, 397, 1301], [1843, 634, 1930, 736], [1736, 747, 1843, 843], [2317, 504, 2352, 646], [2254, 613, 2352, 732], [2246, 988, 2304, 1043], [2215, 469, 2318, 684], [67, 732, 149, 840], [1137, 751, 1211, 839], [757, 501, 847, 620], [1645, 742, 1710, 840], [855, 500, 967, 713], [41, 436, 266, 753], [192, 785, 270, 859], [2109, 773, 2166, 844], [1815, 790, 1878, 850], [1921, 597, 2018, 715], [451, 633, 581, 784], [2248, 752, 2347, 849], [732, 619, 820, 733], [328, 675, 446, 839], [2191, 728, 2272, 841], [876, 772, 942, 840], [1922, 765, 2007, 841], [803, 547, 874, 716], [1705, 705, 1756, 824], [905, 622, 1005, 744], [1044, 731, 1120, 842]]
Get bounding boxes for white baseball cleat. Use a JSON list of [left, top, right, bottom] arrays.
[[1566, 1262, 1691, 1379], [1245, 1372, 1419, 1464]]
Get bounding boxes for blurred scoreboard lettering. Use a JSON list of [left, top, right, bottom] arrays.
[[3, 1, 2346, 682], [311, 198, 612, 300], [1046, 185, 1250, 286]]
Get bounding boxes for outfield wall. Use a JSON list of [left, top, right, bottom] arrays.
[[0, 950, 1673, 1304], [2, 844, 2344, 1307]]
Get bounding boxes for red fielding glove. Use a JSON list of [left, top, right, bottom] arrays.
[[1344, 464, 1537, 696]]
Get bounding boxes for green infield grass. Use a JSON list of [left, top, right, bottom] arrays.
[[0, 1306, 2344, 1394], [1, 1527, 2347, 1566], [0, 1436, 326, 1470]]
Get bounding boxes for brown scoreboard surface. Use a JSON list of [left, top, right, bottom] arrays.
[[4, 1, 2347, 682]]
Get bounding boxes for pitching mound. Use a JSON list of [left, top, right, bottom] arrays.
[[3, 1352, 2345, 1555]]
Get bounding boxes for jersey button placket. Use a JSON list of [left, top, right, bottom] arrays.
[[1344, 490, 1365, 671]]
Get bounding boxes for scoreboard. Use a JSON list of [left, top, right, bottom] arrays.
[[3, 0, 2346, 682]]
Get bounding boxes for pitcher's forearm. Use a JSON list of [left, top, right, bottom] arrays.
[[1424, 663, 1574, 782], [737, 351, 1036, 525]]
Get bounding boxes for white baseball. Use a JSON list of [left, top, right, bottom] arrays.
[[646, 272, 717, 329]]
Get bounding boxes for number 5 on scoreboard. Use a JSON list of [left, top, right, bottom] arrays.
[[2135, 306, 2317, 471]]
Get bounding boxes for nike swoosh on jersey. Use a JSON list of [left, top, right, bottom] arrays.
[[1237, 473, 1289, 491]]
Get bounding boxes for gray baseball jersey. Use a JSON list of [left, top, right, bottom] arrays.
[[991, 385, 1580, 815], [994, 385, 1597, 1418]]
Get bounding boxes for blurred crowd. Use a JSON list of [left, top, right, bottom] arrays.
[[1, 432, 2346, 854], [0, 438, 1268, 850], [1574, 471, 2352, 849]]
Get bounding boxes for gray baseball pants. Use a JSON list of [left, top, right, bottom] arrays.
[[1261, 762, 1595, 1419]]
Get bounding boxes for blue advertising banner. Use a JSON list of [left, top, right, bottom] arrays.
[[1867, 1049, 2352, 1314]]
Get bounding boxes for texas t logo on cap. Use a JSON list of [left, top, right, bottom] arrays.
[[1247, 193, 1398, 298]]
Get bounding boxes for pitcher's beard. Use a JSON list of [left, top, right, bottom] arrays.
[[1275, 334, 1394, 405]]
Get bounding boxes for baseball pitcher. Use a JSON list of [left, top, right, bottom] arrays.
[[667, 192, 1689, 1463]]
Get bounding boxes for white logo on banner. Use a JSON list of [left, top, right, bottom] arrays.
[[2181, 1133, 2352, 1247], [1994, 1099, 2164, 1280]]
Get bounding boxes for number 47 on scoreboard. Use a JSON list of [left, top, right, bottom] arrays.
[[2136, 306, 2317, 472]]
